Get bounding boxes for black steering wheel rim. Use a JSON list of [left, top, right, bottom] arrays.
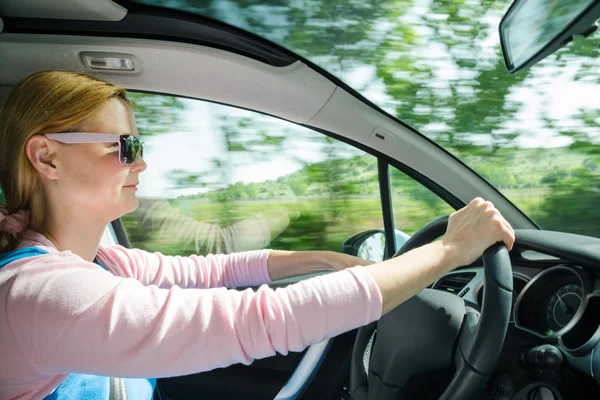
[[349, 215, 513, 400]]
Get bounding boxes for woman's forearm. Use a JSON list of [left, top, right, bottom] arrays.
[[266, 250, 372, 281], [365, 241, 457, 315], [366, 198, 515, 315], [266, 242, 456, 314]]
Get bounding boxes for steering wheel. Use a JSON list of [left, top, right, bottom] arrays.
[[349, 215, 513, 400]]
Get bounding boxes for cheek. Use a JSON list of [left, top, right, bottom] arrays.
[[61, 151, 128, 200]]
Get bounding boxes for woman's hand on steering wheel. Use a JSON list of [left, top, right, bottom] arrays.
[[364, 197, 515, 315], [442, 197, 515, 268]]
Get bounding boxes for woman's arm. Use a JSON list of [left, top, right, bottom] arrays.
[[266, 250, 373, 281], [368, 198, 515, 314], [7, 254, 381, 379], [97, 246, 272, 289], [99, 241, 371, 289], [7, 198, 512, 379], [268, 197, 514, 288]]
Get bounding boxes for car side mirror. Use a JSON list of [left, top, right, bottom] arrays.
[[356, 231, 386, 263], [342, 229, 411, 262]]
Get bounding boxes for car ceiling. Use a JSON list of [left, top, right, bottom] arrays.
[[0, 0, 538, 229], [0, 0, 127, 21]]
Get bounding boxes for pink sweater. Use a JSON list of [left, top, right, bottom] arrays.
[[0, 231, 382, 400]]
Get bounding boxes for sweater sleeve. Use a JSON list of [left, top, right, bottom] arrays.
[[97, 245, 272, 289], [6, 255, 382, 379]]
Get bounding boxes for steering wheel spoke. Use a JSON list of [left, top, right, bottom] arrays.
[[455, 305, 481, 365]]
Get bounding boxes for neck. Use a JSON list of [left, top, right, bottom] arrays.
[[39, 211, 107, 262]]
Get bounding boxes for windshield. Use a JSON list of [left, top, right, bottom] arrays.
[[130, 0, 600, 238]]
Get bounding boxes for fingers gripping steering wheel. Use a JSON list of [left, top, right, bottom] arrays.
[[349, 215, 513, 400]]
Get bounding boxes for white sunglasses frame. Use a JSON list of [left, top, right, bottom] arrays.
[[43, 133, 144, 165]]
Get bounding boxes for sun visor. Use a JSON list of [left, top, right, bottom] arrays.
[[0, 0, 127, 21]]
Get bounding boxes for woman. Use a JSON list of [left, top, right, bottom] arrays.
[[0, 71, 515, 400]]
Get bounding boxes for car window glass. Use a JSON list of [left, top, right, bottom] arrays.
[[122, 92, 385, 259], [131, 0, 600, 238], [390, 167, 454, 248]]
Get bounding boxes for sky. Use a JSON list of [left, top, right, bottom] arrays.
[[138, 101, 357, 198]]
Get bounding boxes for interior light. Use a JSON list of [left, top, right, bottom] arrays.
[[82, 55, 135, 71]]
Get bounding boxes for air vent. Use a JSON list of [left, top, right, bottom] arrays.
[[433, 272, 476, 295]]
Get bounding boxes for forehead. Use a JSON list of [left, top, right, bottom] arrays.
[[78, 97, 139, 138]]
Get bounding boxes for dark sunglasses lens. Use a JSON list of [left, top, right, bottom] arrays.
[[120, 135, 143, 164]]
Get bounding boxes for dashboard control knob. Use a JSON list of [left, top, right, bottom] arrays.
[[519, 344, 563, 369]]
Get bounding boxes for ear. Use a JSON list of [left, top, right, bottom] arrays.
[[25, 136, 59, 181]]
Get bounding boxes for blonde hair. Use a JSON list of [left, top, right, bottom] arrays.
[[0, 71, 128, 252]]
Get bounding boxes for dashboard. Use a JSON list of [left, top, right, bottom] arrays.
[[513, 266, 596, 347], [430, 229, 600, 387]]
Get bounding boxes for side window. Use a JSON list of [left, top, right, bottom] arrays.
[[122, 93, 385, 257], [390, 167, 454, 248]]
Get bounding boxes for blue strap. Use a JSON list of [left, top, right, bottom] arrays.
[[0, 247, 157, 399], [44, 373, 109, 400], [95, 259, 109, 271], [0, 247, 49, 268], [43, 376, 156, 400]]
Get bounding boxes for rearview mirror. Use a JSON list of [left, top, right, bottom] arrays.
[[500, 0, 600, 73]]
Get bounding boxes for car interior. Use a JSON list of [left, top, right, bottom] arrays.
[[1, 0, 600, 399]]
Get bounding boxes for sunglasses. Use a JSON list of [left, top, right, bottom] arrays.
[[43, 133, 144, 165]]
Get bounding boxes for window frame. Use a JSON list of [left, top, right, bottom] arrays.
[[377, 160, 397, 259]]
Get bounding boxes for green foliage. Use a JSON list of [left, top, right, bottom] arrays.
[[541, 170, 568, 185], [128, 92, 186, 137], [476, 165, 516, 188], [535, 168, 600, 237], [288, 179, 308, 196], [269, 211, 331, 251]]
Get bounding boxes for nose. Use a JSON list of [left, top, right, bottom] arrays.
[[130, 155, 147, 174]]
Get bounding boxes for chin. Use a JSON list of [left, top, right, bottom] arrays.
[[111, 197, 139, 221], [125, 197, 140, 214], [129, 198, 140, 213]]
